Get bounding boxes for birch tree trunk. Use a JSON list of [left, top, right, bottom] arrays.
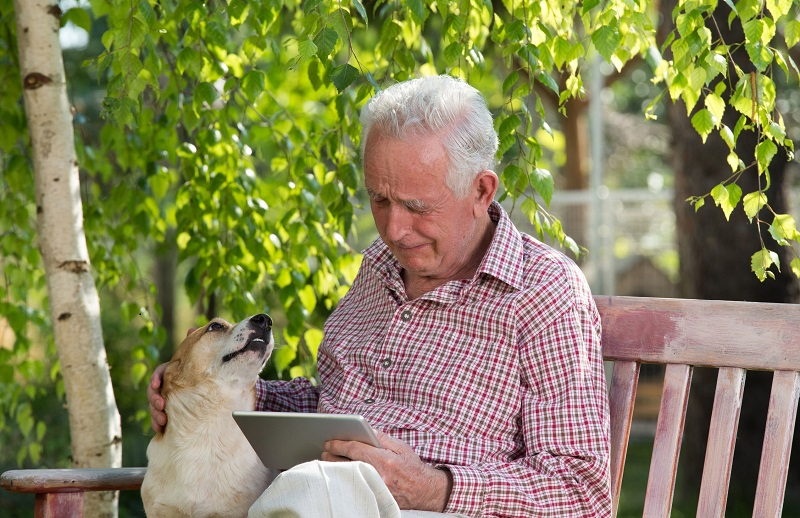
[[13, 1, 122, 516]]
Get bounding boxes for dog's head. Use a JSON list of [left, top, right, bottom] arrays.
[[162, 313, 274, 396]]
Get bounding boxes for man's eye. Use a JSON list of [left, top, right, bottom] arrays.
[[207, 322, 225, 332]]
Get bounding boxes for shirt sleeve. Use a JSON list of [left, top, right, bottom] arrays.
[[255, 377, 320, 413], [440, 295, 612, 517]]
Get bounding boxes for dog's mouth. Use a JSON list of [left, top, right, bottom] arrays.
[[221, 333, 271, 363]]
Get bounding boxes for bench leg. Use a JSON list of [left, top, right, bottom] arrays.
[[35, 492, 84, 518]]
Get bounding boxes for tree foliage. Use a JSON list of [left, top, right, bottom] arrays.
[[0, 0, 797, 469]]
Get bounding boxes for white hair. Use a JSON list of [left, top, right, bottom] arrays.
[[359, 75, 499, 198]]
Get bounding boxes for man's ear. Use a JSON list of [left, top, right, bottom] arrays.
[[473, 170, 499, 215]]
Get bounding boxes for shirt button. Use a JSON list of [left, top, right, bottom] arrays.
[[381, 358, 392, 368], [400, 310, 412, 321], [363, 398, 375, 404]]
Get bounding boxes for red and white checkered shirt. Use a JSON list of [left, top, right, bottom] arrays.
[[256, 201, 611, 517]]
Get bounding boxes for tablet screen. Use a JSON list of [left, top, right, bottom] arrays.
[[233, 411, 382, 470]]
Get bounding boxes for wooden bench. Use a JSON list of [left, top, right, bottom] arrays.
[[3, 296, 799, 517]]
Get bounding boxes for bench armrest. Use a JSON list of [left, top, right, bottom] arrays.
[[1, 467, 146, 494]]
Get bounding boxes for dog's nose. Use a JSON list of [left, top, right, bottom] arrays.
[[250, 313, 272, 330]]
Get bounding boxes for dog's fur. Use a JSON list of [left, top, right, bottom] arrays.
[[141, 314, 277, 517]]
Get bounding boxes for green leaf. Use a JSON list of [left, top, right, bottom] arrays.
[[314, 28, 338, 58], [726, 151, 741, 172], [176, 47, 202, 76], [520, 197, 538, 223], [720, 124, 735, 149], [581, 0, 601, 14], [131, 363, 147, 386], [691, 109, 714, 143], [62, 7, 92, 33], [704, 93, 725, 125], [497, 114, 520, 138], [241, 70, 265, 102], [786, 20, 800, 48], [751, 248, 780, 282], [352, 0, 368, 25], [303, 328, 324, 359], [742, 191, 767, 221], [330, 64, 359, 92], [444, 42, 463, 65], [756, 139, 778, 174], [769, 214, 800, 245], [791, 258, 800, 279], [298, 38, 318, 63], [711, 183, 741, 220], [537, 71, 559, 94], [592, 25, 621, 62], [298, 284, 317, 313], [194, 82, 218, 107], [406, 0, 427, 24], [502, 71, 519, 95], [531, 168, 555, 206]]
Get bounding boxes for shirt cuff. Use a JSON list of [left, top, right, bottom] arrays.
[[436, 463, 487, 516]]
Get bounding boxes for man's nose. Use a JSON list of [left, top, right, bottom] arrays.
[[384, 205, 411, 241]]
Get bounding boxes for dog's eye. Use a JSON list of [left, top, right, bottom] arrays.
[[207, 322, 225, 332]]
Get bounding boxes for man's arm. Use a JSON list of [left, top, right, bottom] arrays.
[[254, 377, 320, 413]]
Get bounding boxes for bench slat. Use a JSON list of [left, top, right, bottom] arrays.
[[595, 296, 800, 371], [753, 370, 800, 518], [643, 363, 692, 517], [607, 360, 639, 516], [697, 367, 746, 517]]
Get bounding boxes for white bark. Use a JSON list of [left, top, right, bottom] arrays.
[[14, 1, 122, 517]]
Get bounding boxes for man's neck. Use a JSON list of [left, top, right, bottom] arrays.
[[402, 216, 496, 300]]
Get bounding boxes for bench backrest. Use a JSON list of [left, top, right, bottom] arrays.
[[2, 296, 799, 517], [596, 295, 800, 517]]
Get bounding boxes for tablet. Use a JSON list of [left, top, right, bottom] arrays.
[[232, 411, 382, 470]]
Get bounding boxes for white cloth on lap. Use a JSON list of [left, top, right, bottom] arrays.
[[247, 460, 467, 518]]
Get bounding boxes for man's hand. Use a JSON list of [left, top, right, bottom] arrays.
[[322, 430, 452, 512], [148, 362, 168, 433]]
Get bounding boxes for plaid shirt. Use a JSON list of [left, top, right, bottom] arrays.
[[256, 202, 611, 517]]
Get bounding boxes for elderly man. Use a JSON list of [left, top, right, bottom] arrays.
[[149, 75, 611, 517]]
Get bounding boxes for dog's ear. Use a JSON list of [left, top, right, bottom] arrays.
[[161, 359, 183, 399]]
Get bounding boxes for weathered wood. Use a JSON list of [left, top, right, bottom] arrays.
[[607, 360, 639, 517], [696, 367, 746, 517], [595, 296, 800, 370], [753, 370, 800, 518], [1, 468, 146, 493], [35, 492, 83, 518], [643, 363, 692, 517]]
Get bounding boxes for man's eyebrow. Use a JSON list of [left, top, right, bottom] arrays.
[[365, 187, 383, 198], [403, 198, 429, 211]]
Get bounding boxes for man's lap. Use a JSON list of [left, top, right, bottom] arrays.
[[248, 460, 467, 518]]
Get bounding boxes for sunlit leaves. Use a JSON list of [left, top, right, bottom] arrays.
[[751, 248, 780, 282], [691, 109, 714, 143], [710, 183, 742, 221], [742, 191, 767, 222], [592, 25, 621, 62]]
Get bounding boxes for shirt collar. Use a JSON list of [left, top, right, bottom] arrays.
[[362, 201, 526, 292]]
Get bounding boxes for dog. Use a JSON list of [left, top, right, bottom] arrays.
[[141, 313, 277, 517]]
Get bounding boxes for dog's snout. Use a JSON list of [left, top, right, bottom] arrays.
[[250, 313, 272, 330]]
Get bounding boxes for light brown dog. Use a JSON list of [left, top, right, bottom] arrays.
[[141, 314, 277, 517]]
